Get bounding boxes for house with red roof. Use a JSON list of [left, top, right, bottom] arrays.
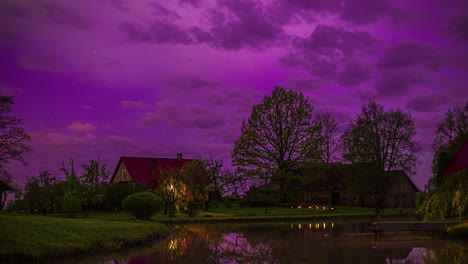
[[110, 153, 194, 187], [442, 139, 468, 176]]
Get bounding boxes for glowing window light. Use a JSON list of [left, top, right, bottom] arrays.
[[331, 222, 334, 228], [291, 224, 294, 229], [309, 223, 312, 229], [298, 224, 302, 229], [323, 222, 326, 229]]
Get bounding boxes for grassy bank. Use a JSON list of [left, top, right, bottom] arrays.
[[0, 214, 169, 261]]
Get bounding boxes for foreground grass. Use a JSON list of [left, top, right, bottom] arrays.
[[87, 205, 415, 223], [0, 214, 168, 261]]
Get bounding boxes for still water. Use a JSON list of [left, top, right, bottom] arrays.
[[92, 220, 466, 264]]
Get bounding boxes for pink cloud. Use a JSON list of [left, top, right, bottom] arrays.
[[66, 122, 96, 133], [120, 100, 146, 108]]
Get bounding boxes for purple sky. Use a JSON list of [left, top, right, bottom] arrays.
[[1, 0, 467, 189]]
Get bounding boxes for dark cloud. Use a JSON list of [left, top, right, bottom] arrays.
[[20, 55, 63, 72], [378, 41, 443, 70], [284, 78, 322, 91], [0, 31, 23, 44], [406, 94, 448, 112], [118, 21, 152, 42], [40, 2, 93, 30], [280, 24, 376, 86], [444, 15, 468, 42], [269, 0, 341, 24], [338, 59, 372, 86], [166, 76, 218, 93], [179, 0, 202, 7], [142, 102, 225, 129], [119, 20, 193, 44], [0, 3, 29, 20], [269, 0, 398, 25], [106, 0, 129, 11], [205, 0, 285, 50], [340, 0, 396, 25], [118, 0, 285, 50], [150, 2, 181, 20], [374, 69, 423, 97]]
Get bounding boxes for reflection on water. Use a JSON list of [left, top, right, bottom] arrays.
[[102, 221, 467, 264]]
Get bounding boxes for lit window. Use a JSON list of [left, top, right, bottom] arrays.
[[122, 170, 126, 180]]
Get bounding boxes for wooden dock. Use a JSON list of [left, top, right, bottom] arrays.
[[370, 221, 462, 233]]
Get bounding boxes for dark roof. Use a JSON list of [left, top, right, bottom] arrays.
[[442, 139, 468, 176], [110, 156, 194, 186], [384, 170, 419, 193]]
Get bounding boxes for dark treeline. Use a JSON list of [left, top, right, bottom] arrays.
[[0, 90, 467, 220]]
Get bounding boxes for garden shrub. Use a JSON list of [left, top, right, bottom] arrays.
[[122, 192, 164, 220], [103, 182, 152, 211]]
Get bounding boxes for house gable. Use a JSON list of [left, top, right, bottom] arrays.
[[110, 156, 194, 187]]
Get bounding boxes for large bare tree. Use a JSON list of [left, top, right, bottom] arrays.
[[0, 96, 32, 170], [231, 86, 319, 185], [341, 101, 420, 207]]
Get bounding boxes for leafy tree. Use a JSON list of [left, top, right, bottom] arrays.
[[23, 176, 45, 213], [184, 157, 226, 211], [157, 168, 186, 216], [37, 170, 59, 213], [60, 159, 83, 215], [341, 101, 420, 210], [428, 102, 468, 189], [231, 86, 320, 192], [0, 96, 32, 170], [80, 158, 110, 214]]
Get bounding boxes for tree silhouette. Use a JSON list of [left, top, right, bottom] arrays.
[[0, 96, 32, 170]]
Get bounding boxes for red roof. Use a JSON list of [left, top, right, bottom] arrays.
[[442, 139, 468, 176], [110, 156, 193, 186]]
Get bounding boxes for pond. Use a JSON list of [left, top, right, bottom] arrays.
[[92, 220, 466, 264]]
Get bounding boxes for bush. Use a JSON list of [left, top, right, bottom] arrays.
[[60, 192, 82, 218], [103, 182, 152, 211], [186, 201, 200, 218], [416, 170, 467, 220], [122, 192, 164, 220]]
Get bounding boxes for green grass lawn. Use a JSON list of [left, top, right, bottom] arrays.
[[85, 204, 415, 223], [0, 213, 168, 261]]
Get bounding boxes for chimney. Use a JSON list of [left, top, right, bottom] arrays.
[[177, 153, 182, 161]]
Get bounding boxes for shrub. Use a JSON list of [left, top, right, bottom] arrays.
[[103, 182, 152, 211], [60, 192, 82, 218], [186, 201, 200, 218], [122, 192, 164, 220], [416, 170, 467, 220]]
